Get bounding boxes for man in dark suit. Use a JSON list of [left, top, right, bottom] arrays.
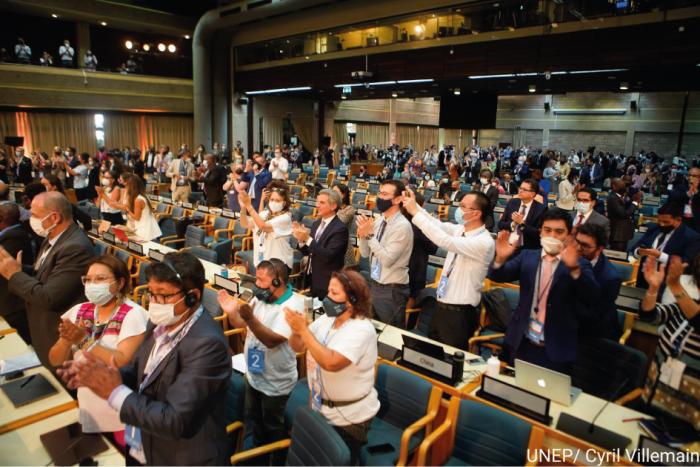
[[292, 189, 348, 299], [571, 187, 610, 242], [497, 178, 547, 250], [404, 192, 438, 301], [575, 223, 622, 340], [501, 173, 518, 195], [477, 169, 499, 231], [607, 178, 643, 251], [580, 159, 604, 188], [632, 202, 700, 289], [58, 252, 231, 465], [488, 208, 601, 373], [0, 192, 93, 366], [16, 147, 33, 185], [669, 166, 700, 233], [242, 152, 272, 211], [199, 154, 228, 207], [0, 202, 33, 341]]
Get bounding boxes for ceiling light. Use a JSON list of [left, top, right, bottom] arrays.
[[396, 79, 434, 84], [333, 83, 363, 88], [529, 84, 536, 93], [100, 21, 107, 26], [184, 35, 190, 39], [125, 40, 133, 50], [279, 49, 284, 54], [368, 81, 396, 86], [341, 95, 347, 100], [392, 92, 398, 98], [167, 44, 176, 53], [619, 82, 629, 90], [143, 44, 150, 51], [568, 68, 626, 74], [51, 13, 58, 18], [157, 43, 166, 52], [414, 24, 425, 34], [245, 87, 312, 95], [449, 47, 454, 55], [454, 88, 461, 95], [305, 56, 309, 60]]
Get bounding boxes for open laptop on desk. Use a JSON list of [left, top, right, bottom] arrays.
[[515, 359, 582, 406]]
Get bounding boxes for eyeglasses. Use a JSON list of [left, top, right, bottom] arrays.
[[519, 187, 535, 193], [81, 275, 115, 285], [146, 290, 184, 304], [575, 238, 596, 250], [378, 191, 397, 198]]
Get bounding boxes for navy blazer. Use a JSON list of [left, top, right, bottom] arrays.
[[497, 199, 547, 250], [580, 253, 622, 340], [488, 249, 601, 363], [632, 223, 700, 288], [242, 169, 272, 210], [298, 216, 348, 299]]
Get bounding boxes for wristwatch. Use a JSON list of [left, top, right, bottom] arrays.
[[366, 233, 375, 240]]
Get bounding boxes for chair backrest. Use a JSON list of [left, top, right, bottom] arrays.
[[201, 286, 223, 317], [190, 245, 219, 264], [212, 238, 233, 265], [284, 378, 310, 429], [184, 225, 206, 248], [572, 337, 647, 401], [426, 265, 439, 285], [112, 248, 133, 270], [435, 247, 448, 258], [213, 216, 232, 231], [158, 217, 178, 238], [452, 398, 533, 465], [610, 260, 635, 283], [225, 372, 246, 428], [286, 406, 351, 466], [192, 210, 207, 223], [232, 222, 249, 236], [375, 363, 434, 429], [93, 239, 110, 256], [414, 290, 438, 336], [170, 206, 185, 218]]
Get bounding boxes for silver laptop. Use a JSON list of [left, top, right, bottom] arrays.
[[514, 359, 582, 406]]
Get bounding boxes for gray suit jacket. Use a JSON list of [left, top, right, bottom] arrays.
[[119, 311, 231, 465], [578, 210, 611, 245], [8, 223, 94, 366]]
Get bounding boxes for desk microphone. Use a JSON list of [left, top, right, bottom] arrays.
[[589, 376, 629, 433]]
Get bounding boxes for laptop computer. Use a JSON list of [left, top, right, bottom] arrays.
[[514, 359, 582, 406]]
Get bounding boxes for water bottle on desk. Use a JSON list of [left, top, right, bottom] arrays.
[[220, 265, 228, 279], [486, 354, 500, 378]]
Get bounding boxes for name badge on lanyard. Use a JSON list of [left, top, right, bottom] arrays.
[[370, 259, 381, 281], [247, 347, 265, 374], [436, 275, 449, 299]]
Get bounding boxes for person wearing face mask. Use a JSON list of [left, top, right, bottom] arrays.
[[198, 153, 227, 207], [498, 178, 547, 250], [403, 189, 495, 348], [0, 192, 93, 366], [556, 169, 578, 213], [669, 166, 700, 233], [357, 180, 413, 327], [270, 145, 289, 181], [607, 177, 643, 251], [15, 146, 33, 185], [166, 149, 195, 203], [477, 169, 499, 231], [243, 152, 272, 211], [488, 208, 601, 373], [83, 49, 98, 71], [49, 255, 147, 447], [571, 187, 610, 241], [238, 184, 294, 270], [95, 170, 124, 225], [632, 202, 700, 290], [57, 252, 231, 465], [41, 174, 92, 231], [285, 269, 379, 466], [58, 39, 74, 67], [218, 259, 302, 464]]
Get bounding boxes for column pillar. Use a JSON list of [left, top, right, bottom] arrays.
[[75, 22, 91, 68]]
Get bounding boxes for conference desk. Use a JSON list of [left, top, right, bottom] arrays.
[[0, 316, 11, 335], [142, 241, 223, 282], [0, 333, 77, 435]]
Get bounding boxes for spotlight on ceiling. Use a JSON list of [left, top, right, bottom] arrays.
[[453, 88, 461, 95], [157, 43, 166, 52], [100, 21, 107, 26], [51, 13, 58, 18], [184, 35, 190, 39], [619, 82, 629, 90], [167, 44, 176, 53], [125, 40, 133, 50], [341, 95, 347, 100], [414, 24, 425, 34], [529, 84, 536, 93], [392, 92, 398, 98], [143, 43, 150, 51]]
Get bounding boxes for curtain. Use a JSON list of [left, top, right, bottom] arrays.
[[26, 113, 96, 155], [333, 121, 390, 147], [140, 115, 193, 152], [395, 124, 439, 151], [443, 128, 472, 149], [333, 122, 348, 147], [105, 114, 140, 149], [290, 115, 314, 150], [0, 113, 18, 146], [262, 117, 284, 148]]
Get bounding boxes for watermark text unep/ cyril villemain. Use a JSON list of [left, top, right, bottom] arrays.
[[528, 448, 699, 465]]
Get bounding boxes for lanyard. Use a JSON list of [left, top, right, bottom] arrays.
[[669, 319, 689, 357], [443, 232, 466, 280], [533, 258, 556, 312], [370, 219, 388, 266]]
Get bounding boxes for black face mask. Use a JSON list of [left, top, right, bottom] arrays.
[[322, 296, 347, 317], [659, 225, 675, 234], [376, 197, 394, 213], [252, 285, 273, 303]]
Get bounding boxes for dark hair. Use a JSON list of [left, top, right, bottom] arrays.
[[333, 183, 351, 206], [331, 268, 372, 319], [86, 253, 132, 295], [567, 168, 579, 184], [145, 252, 206, 294], [658, 202, 683, 219], [23, 182, 47, 201], [42, 173, 64, 193], [257, 258, 289, 285], [80, 152, 90, 163], [691, 252, 700, 289], [576, 222, 607, 249], [577, 187, 597, 201], [540, 207, 573, 232], [466, 191, 491, 223], [479, 169, 493, 180], [380, 180, 405, 198], [125, 175, 147, 212], [521, 178, 540, 193]]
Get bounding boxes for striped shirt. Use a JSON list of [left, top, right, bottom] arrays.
[[642, 302, 700, 363]]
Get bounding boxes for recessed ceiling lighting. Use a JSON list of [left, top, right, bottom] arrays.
[[454, 88, 461, 95], [51, 13, 58, 18], [184, 35, 190, 39], [157, 43, 166, 52], [678, 26, 685, 32], [168, 44, 177, 53], [341, 95, 347, 100], [529, 84, 536, 93], [619, 82, 629, 90], [143, 44, 150, 51], [125, 40, 133, 50], [100, 21, 107, 26]]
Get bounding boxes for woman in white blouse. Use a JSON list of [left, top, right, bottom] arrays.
[[238, 182, 294, 271], [556, 169, 579, 213], [102, 175, 161, 241]]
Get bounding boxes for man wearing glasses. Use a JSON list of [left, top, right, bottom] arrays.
[[497, 178, 546, 250], [670, 166, 700, 233], [58, 252, 231, 465]]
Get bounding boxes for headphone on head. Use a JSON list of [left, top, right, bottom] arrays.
[[260, 259, 288, 288], [335, 270, 358, 304], [162, 259, 198, 308]]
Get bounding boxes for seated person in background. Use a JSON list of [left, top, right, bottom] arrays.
[[218, 259, 302, 465], [632, 202, 700, 289], [488, 208, 601, 373], [575, 223, 622, 340], [48, 254, 147, 448], [285, 269, 380, 466], [356, 165, 369, 180], [497, 178, 547, 250], [640, 255, 700, 431], [57, 252, 231, 465]]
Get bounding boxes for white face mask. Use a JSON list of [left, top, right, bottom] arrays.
[[268, 201, 284, 213], [85, 282, 115, 306], [540, 236, 564, 256], [203, 160, 209, 169], [64, 151, 70, 157], [575, 201, 591, 214], [29, 212, 57, 237], [101, 178, 111, 187], [15, 151, 21, 157], [480, 177, 489, 185], [148, 298, 183, 327]]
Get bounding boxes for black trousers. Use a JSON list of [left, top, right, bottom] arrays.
[[244, 379, 290, 465], [428, 302, 479, 350], [333, 419, 372, 466]]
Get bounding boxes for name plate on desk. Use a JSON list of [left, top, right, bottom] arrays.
[[357, 208, 373, 217], [128, 241, 144, 256], [615, 295, 640, 311], [197, 205, 209, 213], [604, 249, 628, 261], [477, 375, 552, 425], [182, 202, 193, 209], [102, 231, 115, 243], [286, 180, 295, 185], [494, 206, 505, 213], [222, 209, 239, 219], [214, 274, 239, 294], [306, 200, 317, 207], [398, 334, 464, 385], [429, 198, 445, 205], [148, 249, 165, 262], [148, 195, 158, 201], [355, 188, 367, 194], [402, 347, 453, 380]]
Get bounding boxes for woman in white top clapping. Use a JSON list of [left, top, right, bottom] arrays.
[[101, 175, 161, 241], [238, 182, 294, 271], [95, 170, 124, 225]]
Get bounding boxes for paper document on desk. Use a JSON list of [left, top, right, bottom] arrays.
[[0, 351, 41, 375], [232, 353, 247, 374]]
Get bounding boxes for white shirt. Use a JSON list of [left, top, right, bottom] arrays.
[[574, 209, 593, 226], [62, 299, 148, 432], [412, 211, 495, 306], [270, 157, 289, 180], [59, 45, 74, 61], [72, 164, 89, 189], [35, 228, 67, 270], [244, 289, 302, 396], [662, 275, 700, 304], [307, 316, 380, 426], [359, 211, 413, 285], [253, 211, 294, 268]]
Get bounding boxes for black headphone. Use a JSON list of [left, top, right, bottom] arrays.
[[260, 259, 287, 288], [335, 270, 358, 304], [162, 259, 198, 308]]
